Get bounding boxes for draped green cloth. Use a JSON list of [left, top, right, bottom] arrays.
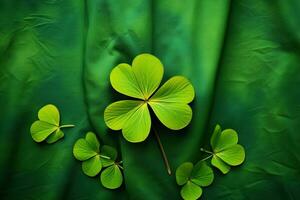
[[1, 0, 300, 199]]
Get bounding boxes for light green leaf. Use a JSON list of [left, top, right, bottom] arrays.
[[46, 129, 64, 144], [101, 145, 117, 167], [213, 129, 238, 152], [100, 164, 123, 189], [148, 76, 194, 130], [211, 155, 231, 174], [210, 124, 222, 150], [122, 103, 151, 143], [109, 54, 164, 100], [104, 100, 143, 130], [148, 102, 192, 130], [85, 132, 100, 153], [190, 161, 214, 187], [216, 144, 245, 166], [73, 138, 98, 161], [82, 155, 102, 177], [38, 104, 60, 126], [131, 53, 164, 99], [30, 121, 57, 142], [110, 63, 144, 99], [150, 76, 195, 103], [176, 162, 194, 186], [180, 181, 202, 200]]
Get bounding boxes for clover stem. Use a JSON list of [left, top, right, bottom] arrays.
[[153, 127, 172, 176], [200, 148, 214, 155], [199, 154, 213, 162], [59, 124, 75, 128], [118, 165, 124, 170], [99, 155, 111, 159], [115, 161, 124, 170]]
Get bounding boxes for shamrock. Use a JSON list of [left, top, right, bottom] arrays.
[[104, 53, 195, 143], [176, 161, 214, 200], [73, 132, 123, 189], [30, 104, 74, 143], [201, 124, 245, 174], [104, 54, 195, 175]]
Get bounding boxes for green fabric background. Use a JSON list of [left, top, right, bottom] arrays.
[[1, 0, 300, 199]]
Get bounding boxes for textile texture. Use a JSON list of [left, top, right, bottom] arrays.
[[0, 0, 300, 199]]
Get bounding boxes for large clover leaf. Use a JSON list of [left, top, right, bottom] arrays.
[[176, 161, 214, 200], [104, 53, 195, 143], [30, 104, 74, 143], [209, 124, 245, 174]]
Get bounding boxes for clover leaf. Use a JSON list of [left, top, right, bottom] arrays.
[[176, 161, 214, 200], [100, 145, 118, 167], [208, 124, 245, 174], [104, 53, 195, 143], [100, 163, 123, 189], [30, 104, 74, 143], [73, 132, 124, 189]]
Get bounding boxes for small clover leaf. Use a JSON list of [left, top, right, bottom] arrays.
[[45, 129, 64, 143], [100, 164, 123, 189], [176, 162, 193, 186], [181, 182, 202, 200], [176, 161, 214, 200], [30, 104, 74, 143], [209, 124, 245, 174], [104, 53, 195, 143], [73, 132, 124, 189], [101, 145, 118, 167], [82, 155, 102, 177]]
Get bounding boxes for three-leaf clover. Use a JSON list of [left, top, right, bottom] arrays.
[[73, 132, 124, 189], [104, 53, 195, 143], [176, 161, 214, 200], [30, 104, 74, 143], [201, 124, 246, 174]]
